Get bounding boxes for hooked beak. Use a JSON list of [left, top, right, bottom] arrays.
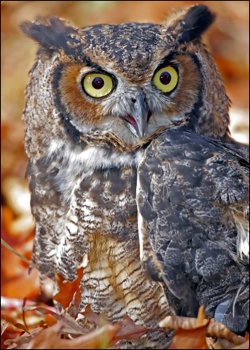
[[120, 93, 151, 138]]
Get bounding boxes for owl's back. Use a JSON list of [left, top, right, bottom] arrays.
[[137, 127, 249, 333]]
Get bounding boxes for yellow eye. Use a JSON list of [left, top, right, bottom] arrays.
[[82, 73, 113, 98], [153, 66, 178, 93]]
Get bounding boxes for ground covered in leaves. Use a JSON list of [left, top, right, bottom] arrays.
[[1, 1, 249, 349], [1, 263, 249, 349]]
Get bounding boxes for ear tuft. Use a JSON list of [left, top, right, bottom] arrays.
[[179, 5, 216, 44], [20, 17, 78, 53]]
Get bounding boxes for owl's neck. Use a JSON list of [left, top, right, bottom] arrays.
[[44, 139, 143, 201], [47, 138, 144, 170]]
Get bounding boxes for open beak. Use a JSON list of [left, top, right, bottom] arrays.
[[120, 93, 151, 138]]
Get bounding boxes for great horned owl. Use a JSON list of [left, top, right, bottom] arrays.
[[20, 4, 249, 348]]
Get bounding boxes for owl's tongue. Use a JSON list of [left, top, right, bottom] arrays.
[[123, 114, 138, 128], [120, 93, 150, 138], [121, 113, 148, 138]]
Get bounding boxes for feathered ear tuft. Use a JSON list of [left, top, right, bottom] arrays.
[[179, 5, 216, 44], [20, 17, 78, 53], [163, 5, 216, 45]]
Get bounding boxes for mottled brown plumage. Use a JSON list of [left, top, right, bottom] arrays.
[[20, 4, 248, 348], [137, 128, 249, 333]]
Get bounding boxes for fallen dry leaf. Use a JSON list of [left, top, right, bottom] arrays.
[[24, 303, 84, 335], [197, 305, 207, 326], [159, 313, 207, 330], [113, 314, 150, 342], [159, 307, 248, 349], [54, 268, 84, 311], [82, 304, 107, 327], [232, 340, 250, 350], [163, 305, 210, 349], [170, 323, 209, 349], [27, 321, 120, 349], [4, 326, 46, 349], [207, 319, 247, 346], [83, 305, 151, 342]]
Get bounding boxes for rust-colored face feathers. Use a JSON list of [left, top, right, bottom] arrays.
[[21, 4, 230, 160]]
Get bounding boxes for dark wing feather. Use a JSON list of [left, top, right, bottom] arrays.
[[137, 127, 249, 333]]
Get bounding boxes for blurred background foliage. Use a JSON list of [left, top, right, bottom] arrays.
[[1, 1, 249, 301]]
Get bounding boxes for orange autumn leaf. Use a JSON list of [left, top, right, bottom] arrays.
[[170, 322, 210, 349], [197, 305, 206, 326], [159, 305, 247, 347], [26, 321, 120, 349], [54, 267, 84, 310], [160, 306, 210, 349], [83, 305, 151, 342], [114, 314, 150, 341], [232, 333, 249, 349], [82, 304, 107, 326], [207, 319, 247, 346]]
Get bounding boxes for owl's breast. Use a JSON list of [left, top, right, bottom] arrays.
[[76, 166, 137, 236], [76, 167, 171, 347]]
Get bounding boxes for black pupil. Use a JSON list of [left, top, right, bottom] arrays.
[[92, 77, 104, 89], [160, 71, 171, 85]]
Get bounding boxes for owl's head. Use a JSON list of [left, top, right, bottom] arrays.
[[21, 4, 230, 158]]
